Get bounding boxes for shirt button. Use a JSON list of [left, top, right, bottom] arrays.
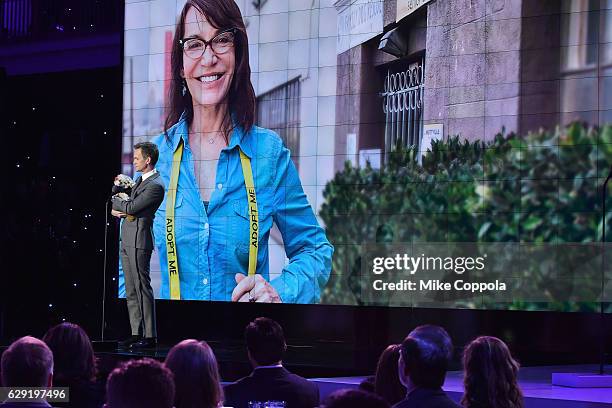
[[217, 183, 223, 190], [204, 223, 209, 229], [202, 278, 208, 285]]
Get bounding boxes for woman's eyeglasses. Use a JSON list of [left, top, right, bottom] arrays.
[[180, 28, 237, 59]]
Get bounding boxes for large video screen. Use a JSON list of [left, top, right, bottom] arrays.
[[120, 0, 612, 310]]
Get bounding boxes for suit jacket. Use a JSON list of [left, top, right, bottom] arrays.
[[112, 172, 165, 250], [392, 387, 461, 408], [223, 367, 319, 408]]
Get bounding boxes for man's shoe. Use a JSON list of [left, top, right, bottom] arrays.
[[130, 337, 157, 350], [118, 335, 142, 349]]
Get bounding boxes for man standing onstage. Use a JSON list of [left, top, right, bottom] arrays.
[[112, 142, 164, 349]]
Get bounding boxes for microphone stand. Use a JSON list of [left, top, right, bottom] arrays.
[[97, 185, 130, 348], [101, 186, 124, 340], [600, 166, 611, 376], [101, 198, 110, 341], [95, 195, 118, 350]]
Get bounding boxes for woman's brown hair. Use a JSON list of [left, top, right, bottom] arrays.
[[461, 336, 523, 408], [374, 344, 405, 405], [165, 339, 223, 408], [42, 322, 96, 383], [164, 0, 256, 138]]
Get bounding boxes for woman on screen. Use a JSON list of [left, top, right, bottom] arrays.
[[149, 0, 333, 303]]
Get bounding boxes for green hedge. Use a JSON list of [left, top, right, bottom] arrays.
[[319, 123, 612, 310]]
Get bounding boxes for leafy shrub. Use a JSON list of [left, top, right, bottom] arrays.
[[319, 123, 612, 311]]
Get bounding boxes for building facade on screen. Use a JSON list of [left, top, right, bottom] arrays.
[[333, 0, 611, 171]]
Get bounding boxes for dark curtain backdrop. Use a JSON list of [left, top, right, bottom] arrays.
[[0, 68, 122, 341]]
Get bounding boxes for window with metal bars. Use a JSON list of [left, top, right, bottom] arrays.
[[381, 57, 424, 157], [256, 77, 301, 167]]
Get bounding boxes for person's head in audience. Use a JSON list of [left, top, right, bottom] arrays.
[[43, 322, 96, 383], [1, 336, 53, 387], [245, 317, 286, 367], [374, 344, 406, 404], [105, 358, 174, 408], [398, 325, 453, 392], [357, 376, 375, 393], [165, 339, 223, 408], [461, 336, 523, 408], [320, 389, 389, 408]]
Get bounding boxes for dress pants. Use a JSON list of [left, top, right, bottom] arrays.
[[120, 244, 157, 338]]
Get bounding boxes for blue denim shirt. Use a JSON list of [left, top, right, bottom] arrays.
[[123, 117, 333, 303]]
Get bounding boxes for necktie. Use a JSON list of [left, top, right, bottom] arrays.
[[132, 176, 143, 195]]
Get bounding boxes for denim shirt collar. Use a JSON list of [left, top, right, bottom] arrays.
[[168, 111, 253, 158]]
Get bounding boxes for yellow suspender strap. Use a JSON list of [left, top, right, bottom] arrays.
[[239, 149, 258, 276], [166, 139, 183, 300], [166, 140, 259, 299]]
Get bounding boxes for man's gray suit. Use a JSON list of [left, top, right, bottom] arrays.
[[112, 172, 164, 338]]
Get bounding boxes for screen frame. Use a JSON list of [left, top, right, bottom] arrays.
[[112, 0, 611, 374]]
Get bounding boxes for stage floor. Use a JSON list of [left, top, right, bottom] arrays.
[[312, 365, 612, 407]]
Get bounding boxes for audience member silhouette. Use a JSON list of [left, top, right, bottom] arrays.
[[374, 344, 406, 405], [43, 323, 104, 408], [0, 336, 54, 408], [461, 336, 523, 408], [393, 325, 460, 408], [357, 376, 375, 393], [320, 389, 389, 408], [104, 358, 174, 408], [224, 317, 319, 408], [165, 339, 223, 408]]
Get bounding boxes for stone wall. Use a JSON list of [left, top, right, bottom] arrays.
[[335, 45, 365, 171], [518, 0, 561, 134], [424, 0, 523, 142]]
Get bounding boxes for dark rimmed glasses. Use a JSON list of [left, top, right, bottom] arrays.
[[180, 28, 237, 59]]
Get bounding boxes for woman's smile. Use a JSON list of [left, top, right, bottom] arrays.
[[197, 73, 223, 83]]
